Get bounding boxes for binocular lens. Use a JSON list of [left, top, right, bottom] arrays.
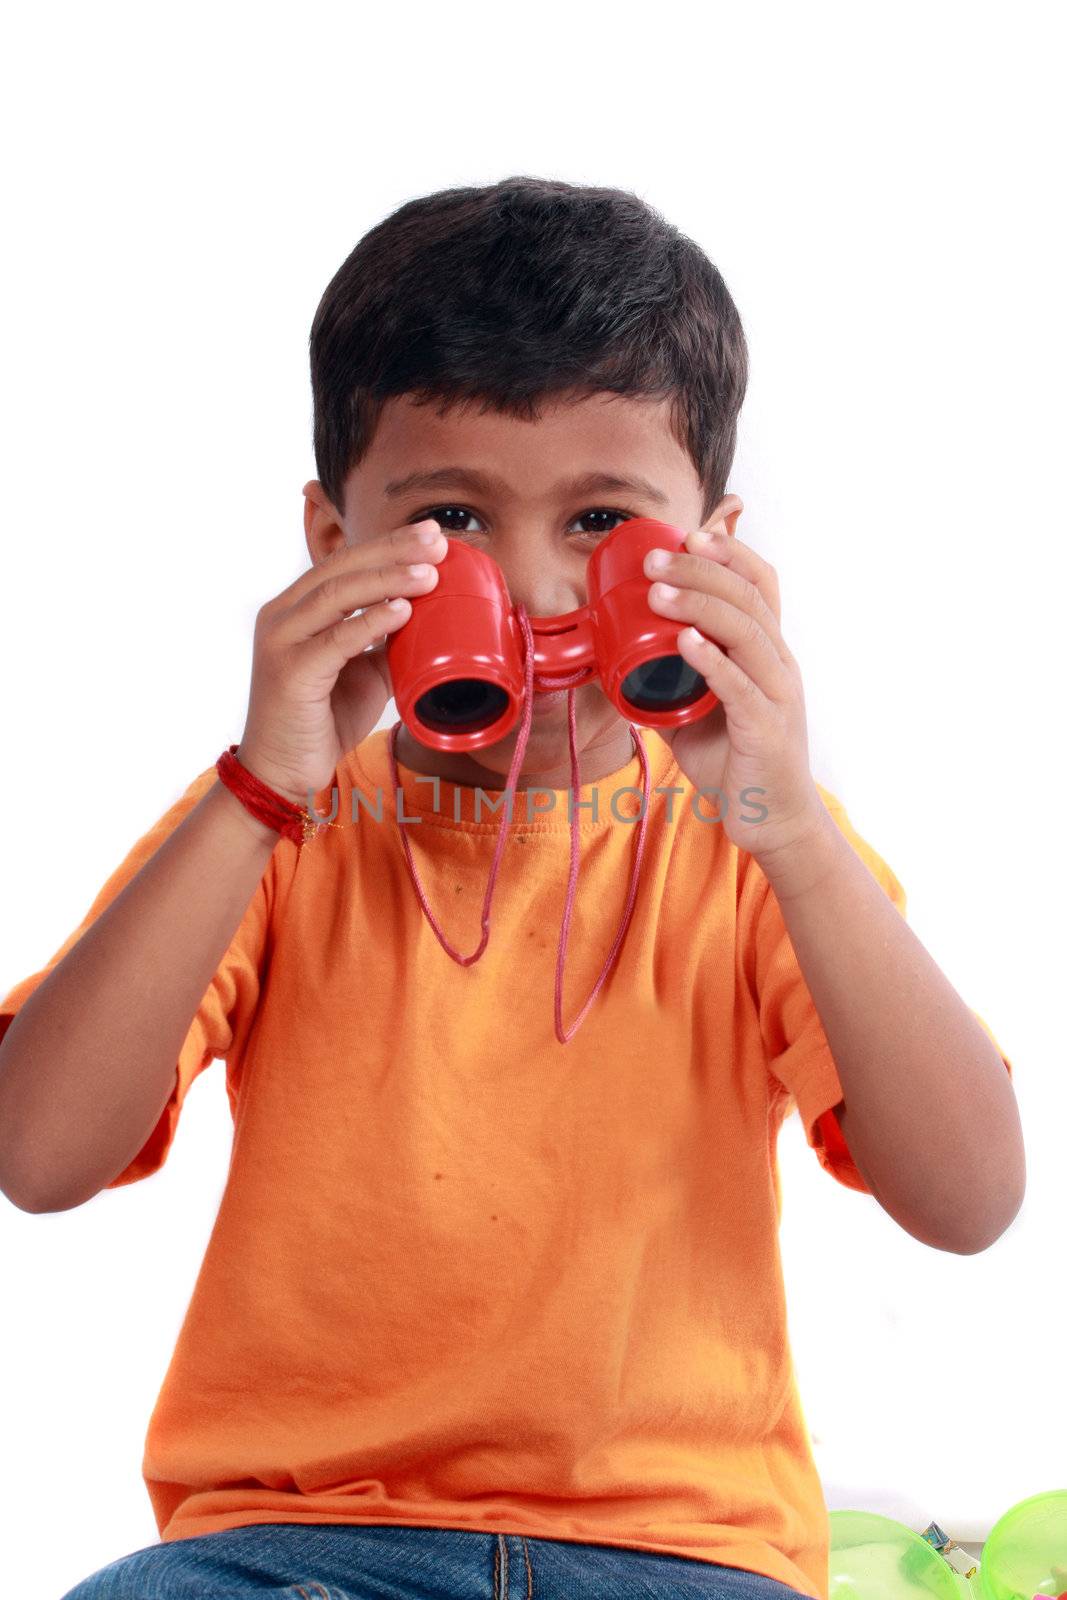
[[414, 678, 511, 734], [621, 653, 707, 714]]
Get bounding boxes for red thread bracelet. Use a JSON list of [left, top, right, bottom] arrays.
[[216, 745, 340, 848]]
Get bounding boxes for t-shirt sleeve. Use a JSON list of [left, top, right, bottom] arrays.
[[750, 784, 1014, 1195], [0, 766, 289, 1190]]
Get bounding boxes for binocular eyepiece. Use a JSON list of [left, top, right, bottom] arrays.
[[386, 516, 720, 753]]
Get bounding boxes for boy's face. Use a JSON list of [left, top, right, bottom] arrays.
[[304, 388, 741, 788]]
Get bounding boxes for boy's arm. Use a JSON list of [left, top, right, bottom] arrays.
[[0, 781, 279, 1213], [759, 805, 1023, 1254]]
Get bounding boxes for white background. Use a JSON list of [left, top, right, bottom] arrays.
[[1, 2, 1063, 1594]]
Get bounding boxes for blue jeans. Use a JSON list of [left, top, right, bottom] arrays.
[[60, 1522, 812, 1599]]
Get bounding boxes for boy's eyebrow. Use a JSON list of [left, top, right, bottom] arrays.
[[383, 466, 670, 506]]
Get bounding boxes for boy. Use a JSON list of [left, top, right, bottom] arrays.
[[0, 177, 1021, 1600]]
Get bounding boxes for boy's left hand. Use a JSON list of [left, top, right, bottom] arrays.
[[643, 517, 827, 867]]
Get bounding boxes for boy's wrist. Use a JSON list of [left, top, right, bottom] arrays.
[[756, 803, 842, 905], [209, 776, 283, 852]]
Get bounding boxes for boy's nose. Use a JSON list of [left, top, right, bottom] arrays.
[[502, 562, 586, 624], [511, 587, 586, 624]]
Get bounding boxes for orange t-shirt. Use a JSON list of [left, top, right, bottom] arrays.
[[0, 725, 1013, 1600]]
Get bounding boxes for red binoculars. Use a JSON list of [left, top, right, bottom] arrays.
[[386, 516, 721, 754]]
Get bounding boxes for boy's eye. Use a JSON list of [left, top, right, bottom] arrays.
[[414, 506, 633, 537]]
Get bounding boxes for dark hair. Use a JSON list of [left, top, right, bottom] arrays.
[[309, 176, 748, 524]]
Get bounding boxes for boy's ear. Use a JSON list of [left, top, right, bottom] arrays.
[[703, 493, 743, 537], [302, 479, 345, 566]]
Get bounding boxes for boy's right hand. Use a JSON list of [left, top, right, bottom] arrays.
[[235, 519, 448, 804]]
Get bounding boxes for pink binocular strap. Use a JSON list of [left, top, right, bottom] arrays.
[[387, 602, 652, 1043]]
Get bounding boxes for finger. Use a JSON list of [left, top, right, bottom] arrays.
[[674, 624, 769, 724], [645, 545, 790, 669], [273, 554, 439, 648], [265, 520, 447, 622], [647, 580, 794, 704], [685, 528, 782, 630]]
